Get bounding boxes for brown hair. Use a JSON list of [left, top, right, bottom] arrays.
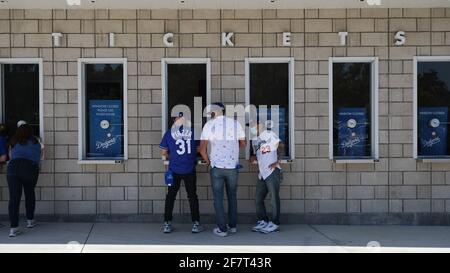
[[8, 123, 38, 148]]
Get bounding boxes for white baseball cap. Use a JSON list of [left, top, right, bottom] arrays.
[[17, 120, 27, 128]]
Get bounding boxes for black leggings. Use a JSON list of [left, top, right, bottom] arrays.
[[7, 159, 40, 228], [164, 172, 200, 222]]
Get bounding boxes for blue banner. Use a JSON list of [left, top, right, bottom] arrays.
[[418, 107, 448, 156], [88, 100, 123, 158], [337, 107, 368, 157]]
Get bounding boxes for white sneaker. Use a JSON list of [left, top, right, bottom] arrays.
[[9, 227, 21, 237], [192, 221, 205, 233], [26, 220, 36, 228], [252, 220, 268, 232], [226, 225, 237, 234], [163, 221, 173, 233], [213, 227, 228, 237], [259, 221, 280, 234]]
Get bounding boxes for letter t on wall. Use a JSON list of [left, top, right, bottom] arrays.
[[52, 33, 62, 47]]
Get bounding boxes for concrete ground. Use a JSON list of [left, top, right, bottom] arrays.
[[0, 222, 449, 253]]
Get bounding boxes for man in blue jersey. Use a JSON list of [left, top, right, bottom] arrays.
[[160, 112, 204, 234]]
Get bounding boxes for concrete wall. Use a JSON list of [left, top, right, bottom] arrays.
[[0, 8, 450, 221]]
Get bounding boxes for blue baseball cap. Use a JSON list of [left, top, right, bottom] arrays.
[[207, 102, 225, 114], [212, 102, 225, 110]]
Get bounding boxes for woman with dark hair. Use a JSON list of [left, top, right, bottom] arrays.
[[7, 121, 43, 237]]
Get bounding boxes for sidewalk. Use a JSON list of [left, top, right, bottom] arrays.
[[0, 222, 450, 253]]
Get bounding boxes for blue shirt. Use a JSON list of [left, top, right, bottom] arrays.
[[11, 139, 42, 163], [0, 136, 7, 157], [159, 126, 197, 175]]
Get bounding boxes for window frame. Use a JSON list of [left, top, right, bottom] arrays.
[[0, 58, 44, 142], [328, 57, 379, 163], [161, 58, 211, 135], [77, 58, 128, 164], [413, 56, 450, 162], [244, 57, 295, 162]]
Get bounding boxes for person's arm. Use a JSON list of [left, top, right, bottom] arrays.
[[236, 121, 247, 148], [159, 132, 170, 160], [199, 140, 210, 165], [238, 138, 247, 148], [40, 142, 45, 161], [0, 138, 8, 163], [249, 141, 257, 163], [268, 138, 282, 170], [160, 149, 169, 160], [199, 122, 211, 165]]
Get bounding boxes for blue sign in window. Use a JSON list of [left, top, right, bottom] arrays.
[[337, 107, 369, 157], [418, 107, 448, 156], [88, 99, 123, 158]]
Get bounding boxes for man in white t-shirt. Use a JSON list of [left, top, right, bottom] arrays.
[[199, 102, 246, 237], [249, 119, 282, 234]]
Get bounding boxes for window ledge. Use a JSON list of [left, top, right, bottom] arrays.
[[246, 159, 294, 164], [164, 160, 208, 165], [417, 158, 450, 163], [333, 159, 379, 164], [280, 159, 294, 164], [78, 159, 124, 165]]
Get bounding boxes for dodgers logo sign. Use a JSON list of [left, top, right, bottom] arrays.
[[337, 107, 368, 157], [88, 100, 123, 158], [418, 107, 448, 156]]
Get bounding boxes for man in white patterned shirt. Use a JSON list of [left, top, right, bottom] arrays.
[[199, 102, 246, 237]]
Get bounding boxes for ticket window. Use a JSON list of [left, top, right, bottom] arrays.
[[162, 59, 211, 161], [78, 59, 128, 163], [0, 62, 41, 139], [415, 59, 450, 159], [329, 58, 379, 161], [245, 58, 295, 161], [165, 63, 207, 131]]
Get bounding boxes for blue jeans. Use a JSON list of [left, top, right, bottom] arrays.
[[210, 167, 239, 232], [255, 168, 281, 225]]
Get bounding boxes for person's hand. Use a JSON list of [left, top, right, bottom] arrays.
[[200, 159, 210, 167], [249, 155, 257, 164], [269, 161, 279, 170]]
